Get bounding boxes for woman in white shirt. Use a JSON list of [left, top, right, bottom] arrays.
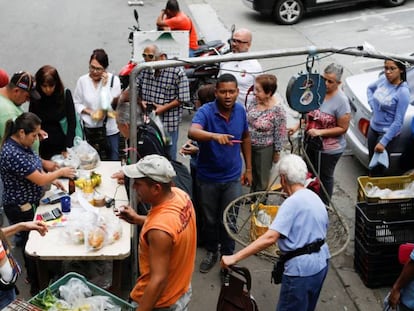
[[74, 49, 121, 160]]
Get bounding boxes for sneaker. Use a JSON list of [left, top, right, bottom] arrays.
[[220, 269, 230, 286], [199, 251, 218, 273]]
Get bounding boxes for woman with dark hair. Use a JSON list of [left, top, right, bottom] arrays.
[[74, 48, 122, 160], [0, 112, 75, 295], [29, 65, 78, 159], [247, 74, 286, 192], [367, 59, 410, 176]]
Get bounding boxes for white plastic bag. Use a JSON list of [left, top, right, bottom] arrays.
[[100, 85, 112, 111], [71, 137, 100, 170]]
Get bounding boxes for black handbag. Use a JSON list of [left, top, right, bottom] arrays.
[[83, 119, 111, 161], [217, 266, 259, 311], [305, 134, 323, 151]]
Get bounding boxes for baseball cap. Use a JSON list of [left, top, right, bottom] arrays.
[[122, 154, 176, 183], [10, 71, 40, 100]]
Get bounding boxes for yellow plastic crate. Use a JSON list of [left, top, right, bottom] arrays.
[[357, 175, 414, 203]]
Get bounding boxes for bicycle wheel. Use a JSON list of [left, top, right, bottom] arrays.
[[223, 191, 286, 260]]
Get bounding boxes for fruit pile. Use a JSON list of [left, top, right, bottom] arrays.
[[74, 172, 102, 190]]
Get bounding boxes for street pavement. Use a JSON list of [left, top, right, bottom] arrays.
[[8, 112, 391, 311], [3, 0, 406, 309]]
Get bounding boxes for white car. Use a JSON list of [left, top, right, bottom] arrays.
[[344, 67, 414, 175]]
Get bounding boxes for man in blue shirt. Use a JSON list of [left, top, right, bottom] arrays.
[[188, 73, 252, 275]]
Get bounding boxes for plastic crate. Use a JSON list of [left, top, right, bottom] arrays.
[[28, 272, 136, 310], [355, 201, 414, 250], [354, 238, 402, 288], [357, 175, 414, 203]]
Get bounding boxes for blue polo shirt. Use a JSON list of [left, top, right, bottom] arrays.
[[192, 101, 248, 183], [0, 138, 43, 206]]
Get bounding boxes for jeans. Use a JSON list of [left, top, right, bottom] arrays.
[[277, 262, 329, 311], [166, 130, 179, 161], [107, 133, 120, 161], [0, 288, 16, 310], [197, 179, 242, 255], [305, 149, 341, 205], [367, 127, 399, 177]]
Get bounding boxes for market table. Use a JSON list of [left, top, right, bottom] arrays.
[[25, 161, 131, 296]]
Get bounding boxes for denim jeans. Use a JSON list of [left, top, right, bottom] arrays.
[[0, 288, 16, 310], [166, 130, 179, 161], [107, 133, 120, 161], [277, 262, 329, 311], [197, 179, 242, 255]]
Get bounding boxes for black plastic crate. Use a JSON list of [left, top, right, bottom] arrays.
[[355, 201, 414, 249], [354, 238, 402, 288]]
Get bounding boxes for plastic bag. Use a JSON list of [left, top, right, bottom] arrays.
[[100, 85, 112, 111], [70, 137, 100, 170]]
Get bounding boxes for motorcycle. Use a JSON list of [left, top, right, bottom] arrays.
[[119, 9, 234, 111]]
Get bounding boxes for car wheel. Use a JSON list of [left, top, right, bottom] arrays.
[[381, 0, 406, 7], [273, 0, 304, 25]]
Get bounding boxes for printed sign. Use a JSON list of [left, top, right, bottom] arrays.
[[133, 31, 189, 62]]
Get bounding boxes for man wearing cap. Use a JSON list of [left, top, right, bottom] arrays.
[[118, 154, 196, 310], [0, 71, 40, 142]]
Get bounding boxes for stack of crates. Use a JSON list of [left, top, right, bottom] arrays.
[[354, 175, 414, 288]]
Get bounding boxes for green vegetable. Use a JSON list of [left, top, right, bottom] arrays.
[[30, 286, 58, 310]]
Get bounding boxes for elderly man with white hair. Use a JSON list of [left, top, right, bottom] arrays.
[[221, 154, 330, 311]]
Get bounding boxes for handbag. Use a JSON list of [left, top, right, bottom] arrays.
[[217, 266, 258, 311], [83, 120, 111, 161], [305, 134, 323, 151]]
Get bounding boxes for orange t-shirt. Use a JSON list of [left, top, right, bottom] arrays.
[[164, 11, 199, 51], [130, 187, 197, 308]]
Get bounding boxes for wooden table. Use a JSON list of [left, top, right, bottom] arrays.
[[25, 161, 131, 296]]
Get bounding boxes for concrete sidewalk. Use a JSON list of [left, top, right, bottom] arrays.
[[8, 112, 391, 310]]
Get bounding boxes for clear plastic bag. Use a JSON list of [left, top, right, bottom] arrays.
[[70, 137, 101, 170]]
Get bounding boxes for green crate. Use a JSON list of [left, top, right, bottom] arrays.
[[357, 175, 414, 203], [28, 272, 136, 310]]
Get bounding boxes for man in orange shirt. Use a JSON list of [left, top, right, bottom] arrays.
[[156, 0, 199, 57], [118, 154, 196, 310]]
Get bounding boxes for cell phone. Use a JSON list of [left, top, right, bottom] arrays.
[[41, 191, 68, 204], [41, 208, 63, 221]]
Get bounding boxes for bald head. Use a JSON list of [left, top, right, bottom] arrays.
[[231, 28, 252, 53], [142, 44, 161, 62]]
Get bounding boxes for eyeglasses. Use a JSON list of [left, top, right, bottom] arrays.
[[384, 66, 399, 72], [142, 53, 155, 60], [231, 38, 249, 44], [89, 65, 105, 73], [323, 77, 338, 84]]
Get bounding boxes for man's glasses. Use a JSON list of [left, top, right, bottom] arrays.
[[142, 53, 155, 60], [89, 65, 105, 73], [231, 38, 249, 44], [384, 66, 399, 72]]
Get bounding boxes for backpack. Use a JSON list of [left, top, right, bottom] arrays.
[[132, 119, 193, 199]]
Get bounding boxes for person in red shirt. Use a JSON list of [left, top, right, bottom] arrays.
[[156, 0, 199, 57]]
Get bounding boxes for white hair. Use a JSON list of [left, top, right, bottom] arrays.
[[276, 154, 307, 185]]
